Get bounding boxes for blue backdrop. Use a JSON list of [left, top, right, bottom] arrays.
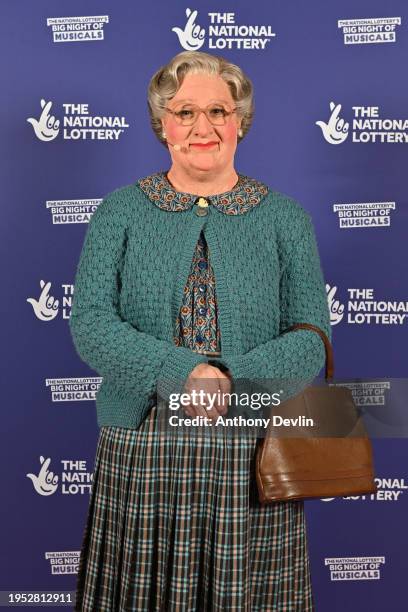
[[1, 1, 407, 610]]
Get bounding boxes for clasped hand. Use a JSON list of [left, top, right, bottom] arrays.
[[183, 363, 232, 420]]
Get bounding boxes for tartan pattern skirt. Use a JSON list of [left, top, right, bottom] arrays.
[[74, 405, 315, 611]]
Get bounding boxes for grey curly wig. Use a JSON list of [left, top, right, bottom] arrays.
[[147, 51, 254, 147]]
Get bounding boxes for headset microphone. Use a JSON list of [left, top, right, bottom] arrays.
[[166, 141, 188, 153]]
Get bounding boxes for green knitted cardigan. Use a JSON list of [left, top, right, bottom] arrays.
[[69, 175, 331, 429]]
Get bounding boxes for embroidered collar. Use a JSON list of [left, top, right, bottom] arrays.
[[136, 170, 269, 215]]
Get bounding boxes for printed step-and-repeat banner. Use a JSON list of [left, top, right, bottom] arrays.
[[1, 1, 407, 610]]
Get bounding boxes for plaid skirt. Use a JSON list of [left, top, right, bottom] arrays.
[[74, 404, 315, 611]]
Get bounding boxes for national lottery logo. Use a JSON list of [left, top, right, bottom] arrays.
[[27, 100, 130, 142], [27, 457, 93, 496], [27, 280, 60, 321], [172, 8, 205, 51], [27, 456, 59, 496], [27, 99, 60, 142], [321, 477, 408, 502], [316, 101, 349, 144], [27, 280, 73, 321], [172, 7, 276, 51], [324, 284, 408, 325], [317, 101, 408, 144], [326, 283, 345, 326]]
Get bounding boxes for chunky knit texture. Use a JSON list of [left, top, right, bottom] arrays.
[[69, 178, 331, 429]]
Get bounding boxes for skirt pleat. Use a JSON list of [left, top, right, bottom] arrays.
[[74, 405, 315, 611]]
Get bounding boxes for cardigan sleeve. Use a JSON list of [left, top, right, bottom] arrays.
[[219, 207, 331, 392], [69, 192, 207, 405]]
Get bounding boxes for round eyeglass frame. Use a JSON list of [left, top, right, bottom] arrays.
[[164, 103, 238, 126]]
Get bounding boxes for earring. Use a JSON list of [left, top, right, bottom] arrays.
[[238, 128, 243, 138], [162, 131, 167, 139]]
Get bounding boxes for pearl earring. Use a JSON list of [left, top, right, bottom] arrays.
[[238, 128, 243, 138], [162, 131, 166, 139]]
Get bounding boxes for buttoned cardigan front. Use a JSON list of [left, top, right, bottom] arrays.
[[140, 171, 269, 356], [69, 170, 331, 429]]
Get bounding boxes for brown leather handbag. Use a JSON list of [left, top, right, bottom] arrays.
[[255, 323, 377, 503]]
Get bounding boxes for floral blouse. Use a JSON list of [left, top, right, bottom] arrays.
[[137, 170, 269, 355]]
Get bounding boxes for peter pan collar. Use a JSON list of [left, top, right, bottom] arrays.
[[136, 170, 269, 215]]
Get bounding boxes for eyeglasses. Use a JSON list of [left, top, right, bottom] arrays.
[[164, 103, 237, 126]]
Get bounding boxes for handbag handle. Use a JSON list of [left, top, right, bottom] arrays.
[[281, 323, 334, 382]]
